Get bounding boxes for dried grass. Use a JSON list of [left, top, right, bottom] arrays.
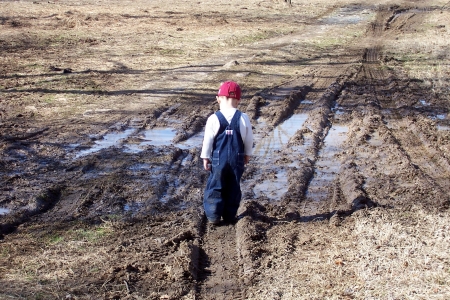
[[1, 0, 449, 298], [246, 207, 450, 299], [0, 222, 114, 296], [387, 9, 450, 96]]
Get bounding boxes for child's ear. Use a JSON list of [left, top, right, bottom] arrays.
[[216, 96, 220, 103]]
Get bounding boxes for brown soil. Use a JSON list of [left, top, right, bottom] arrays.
[[1, 0, 450, 299]]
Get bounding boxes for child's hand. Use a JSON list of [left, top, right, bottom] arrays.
[[203, 158, 211, 171]]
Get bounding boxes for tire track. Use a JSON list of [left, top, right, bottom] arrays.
[[0, 186, 62, 238], [388, 117, 450, 200], [352, 5, 449, 209], [196, 220, 244, 300], [343, 112, 449, 210], [282, 81, 346, 218]]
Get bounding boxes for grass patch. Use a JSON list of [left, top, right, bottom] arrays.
[[157, 48, 185, 56], [228, 30, 283, 46], [43, 95, 55, 104], [47, 234, 64, 245], [72, 224, 112, 242], [1, 246, 9, 258]]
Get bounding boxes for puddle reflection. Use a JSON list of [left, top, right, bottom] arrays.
[[128, 163, 152, 171], [124, 202, 143, 213], [419, 99, 430, 106], [320, 7, 373, 25], [124, 144, 145, 153], [177, 132, 204, 150], [139, 128, 177, 146], [76, 128, 136, 158], [305, 125, 348, 201], [0, 207, 10, 215], [254, 113, 309, 158], [252, 113, 310, 201], [75, 127, 204, 157], [253, 169, 288, 201]]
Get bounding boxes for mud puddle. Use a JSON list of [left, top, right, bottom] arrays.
[[123, 128, 178, 153], [0, 208, 10, 215], [320, 7, 373, 25], [320, 6, 374, 25], [249, 80, 345, 203], [252, 112, 310, 201], [253, 113, 309, 158], [431, 114, 447, 121], [304, 124, 349, 202], [123, 202, 143, 213], [73, 127, 203, 157], [253, 168, 289, 201], [75, 128, 136, 158]]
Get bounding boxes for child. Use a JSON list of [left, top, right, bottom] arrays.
[[201, 81, 254, 225]]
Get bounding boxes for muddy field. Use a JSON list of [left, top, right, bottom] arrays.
[[1, 0, 450, 299]]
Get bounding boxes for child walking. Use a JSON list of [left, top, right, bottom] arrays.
[[201, 81, 254, 225]]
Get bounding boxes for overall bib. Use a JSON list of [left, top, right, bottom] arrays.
[[203, 110, 245, 223]]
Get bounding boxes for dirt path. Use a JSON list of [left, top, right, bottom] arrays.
[[197, 222, 243, 300], [1, 0, 450, 299]]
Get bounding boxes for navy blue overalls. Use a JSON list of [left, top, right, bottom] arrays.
[[203, 110, 245, 224]]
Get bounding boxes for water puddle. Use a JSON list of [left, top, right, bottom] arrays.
[[261, 87, 298, 101], [139, 128, 177, 146], [253, 169, 288, 200], [75, 127, 204, 157], [320, 7, 373, 25], [123, 144, 146, 153], [419, 99, 430, 106], [434, 114, 446, 120], [160, 178, 181, 203], [177, 132, 204, 150], [305, 125, 349, 201], [128, 163, 152, 172], [252, 113, 310, 201], [253, 113, 309, 158], [123, 128, 177, 153], [181, 151, 194, 166], [0, 207, 10, 215], [427, 114, 447, 126], [332, 107, 345, 115], [76, 128, 136, 158], [124, 202, 143, 213], [124, 129, 203, 153]]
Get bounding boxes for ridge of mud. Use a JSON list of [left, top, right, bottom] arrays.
[[1, 1, 449, 298], [282, 81, 344, 204], [0, 186, 62, 239]]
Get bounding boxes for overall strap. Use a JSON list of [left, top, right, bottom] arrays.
[[215, 111, 229, 134], [230, 110, 243, 148], [229, 110, 242, 129]]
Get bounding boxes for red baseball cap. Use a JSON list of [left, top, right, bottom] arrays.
[[217, 81, 241, 100]]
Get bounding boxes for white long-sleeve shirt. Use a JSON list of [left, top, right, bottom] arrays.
[[201, 107, 253, 159]]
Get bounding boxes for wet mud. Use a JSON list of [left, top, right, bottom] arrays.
[[1, 2, 449, 299]]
